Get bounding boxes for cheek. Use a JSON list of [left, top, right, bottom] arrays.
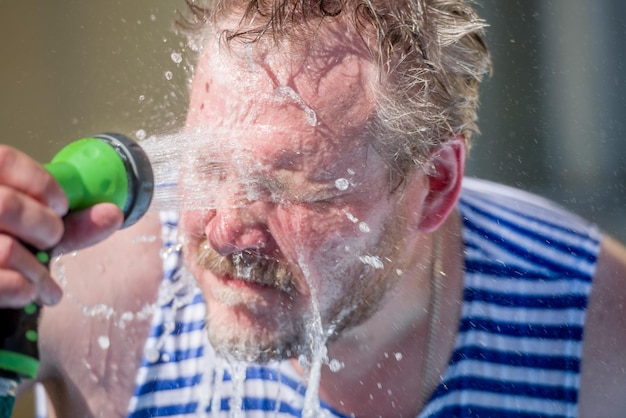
[[271, 204, 386, 268], [178, 211, 195, 237], [179, 210, 216, 244]]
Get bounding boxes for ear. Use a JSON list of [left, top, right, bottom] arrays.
[[418, 137, 466, 233]]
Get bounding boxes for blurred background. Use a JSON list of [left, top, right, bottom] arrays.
[[1, 0, 625, 414], [473, 1, 626, 243], [0, 1, 189, 160]]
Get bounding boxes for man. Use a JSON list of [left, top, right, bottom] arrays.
[[1, 0, 625, 416]]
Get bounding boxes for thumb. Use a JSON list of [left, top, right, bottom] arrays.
[[56, 203, 124, 253]]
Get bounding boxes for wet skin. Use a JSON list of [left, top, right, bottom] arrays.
[[179, 34, 414, 360]]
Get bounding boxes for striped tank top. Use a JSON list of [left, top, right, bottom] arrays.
[[126, 178, 602, 417]]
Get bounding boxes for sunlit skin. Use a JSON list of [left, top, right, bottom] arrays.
[[180, 32, 407, 356], [177, 22, 465, 416]]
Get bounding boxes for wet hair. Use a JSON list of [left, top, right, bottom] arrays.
[[178, 0, 492, 179]]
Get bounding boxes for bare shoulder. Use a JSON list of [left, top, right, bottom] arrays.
[[37, 212, 163, 417], [579, 235, 626, 417]]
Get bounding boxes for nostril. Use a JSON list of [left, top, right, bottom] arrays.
[[205, 214, 239, 254], [205, 213, 271, 255]]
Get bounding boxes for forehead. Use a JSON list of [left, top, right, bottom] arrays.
[[185, 29, 379, 175]]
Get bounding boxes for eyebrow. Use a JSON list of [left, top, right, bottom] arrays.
[[268, 171, 346, 202], [191, 153, 344, 201]]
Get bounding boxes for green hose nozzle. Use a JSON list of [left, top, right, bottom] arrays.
[[45, 133, 154, 228], [0, 132, 154, 388]]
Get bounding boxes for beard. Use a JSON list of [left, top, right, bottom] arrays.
[[192, 216, 405, 364], [196, 244, 309, 362]]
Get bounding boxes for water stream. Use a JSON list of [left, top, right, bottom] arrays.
[[50, 32, 380, 413], [53, 131, 353, 417]]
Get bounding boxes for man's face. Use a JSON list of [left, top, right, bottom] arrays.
[[178, 34, 416, 362]]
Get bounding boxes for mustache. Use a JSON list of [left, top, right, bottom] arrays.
[[197, 241, 298, 295]]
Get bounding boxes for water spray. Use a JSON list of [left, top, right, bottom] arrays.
[[0, 133, 154, 416]]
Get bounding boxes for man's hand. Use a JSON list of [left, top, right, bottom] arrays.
[[0, 145, 123, 308]]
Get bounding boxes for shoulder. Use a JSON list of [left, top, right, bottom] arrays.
[[460, 177, 599, 231], [579, 235, 626, 416], [460, 179, 626, 414], [38, 212, 164, 416], [459, 178, 601, 279]]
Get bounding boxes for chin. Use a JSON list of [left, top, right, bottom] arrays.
[[192, 268, 308, 362], [205, 298, 311, 363]]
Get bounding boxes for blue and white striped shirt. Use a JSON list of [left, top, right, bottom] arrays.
[[126, 178, 601, 417]]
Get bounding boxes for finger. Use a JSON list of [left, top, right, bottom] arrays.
[[0, 186, 66, 250], [0, 235, 62, 306], [0, 271, 38, 308], [0, 145, 68, 216], [57, 203, 124, 253]]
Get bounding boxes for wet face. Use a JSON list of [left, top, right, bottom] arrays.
[[179, 32, 416, 362]]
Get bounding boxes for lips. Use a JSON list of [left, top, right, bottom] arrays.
[[216, 272, 286, 292], [196, 243, 300, 295]]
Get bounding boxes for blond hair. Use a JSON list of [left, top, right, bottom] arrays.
[[179, 0, 492, 178]]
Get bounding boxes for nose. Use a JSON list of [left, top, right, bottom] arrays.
[[205, 202, 273, 255]]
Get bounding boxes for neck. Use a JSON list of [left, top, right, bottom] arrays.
[[293, 213, 464, 417]]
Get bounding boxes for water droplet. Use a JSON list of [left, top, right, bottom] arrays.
[[117, 311, 135, 329], [359, 255, 384, 270], [132, 234, 157, 243], [144, 346, 160, 363], [298, 354, 310, 369], [150, 14, 157, 22], [164, 70, 173, 81], [344, 211, 358, 223], [394, 352, 403, 361], [136, 129, 147, 140], [97, 335, 110, 350], [358, 222, 370, 233], [328, 359, 344, 372], [335, 178, 349, 190], [275, 86, 318, 126], [170, 52, 182, 64], [138, 95, 145, 102]]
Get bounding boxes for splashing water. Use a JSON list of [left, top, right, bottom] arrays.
[[97, 335, 110, 350], [295, 243, 334, 418], [171, 52, 183, 64], [55, 21, 386, 408], [52, 241, 195, 349], [335, 178, 350, 191], [275, 86, 318, 127], [139, 131, 281, 213], [139, 126, 337, 213], [299, 293, 328, 417], [56, 123, 386, 417], [227, 360, 247, 417], [137, 132, 381, 415]]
